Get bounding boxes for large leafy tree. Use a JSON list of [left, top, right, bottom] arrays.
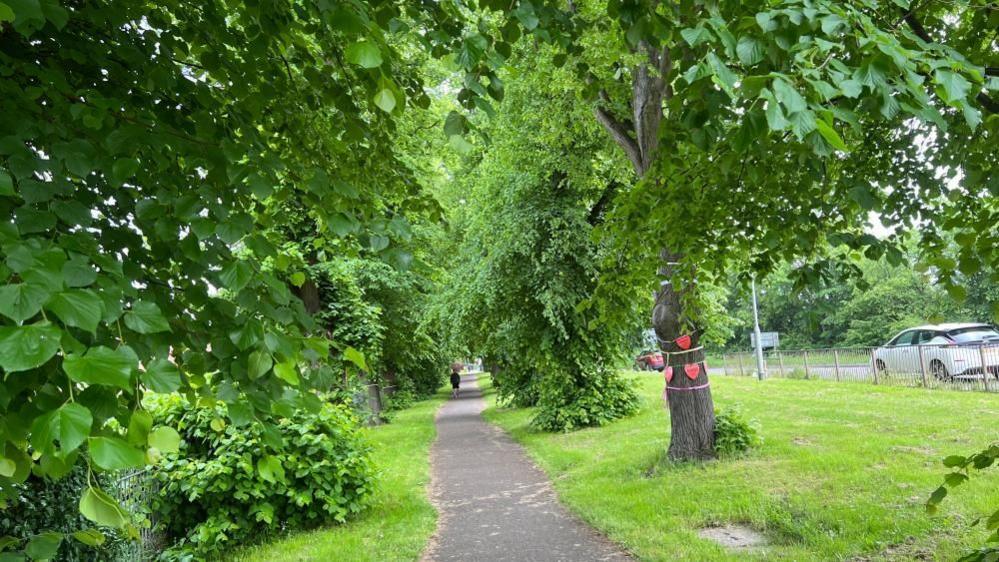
[[431, 48, 641, 429], [0, 0, 542, 547], [483, 0, 998, 460]]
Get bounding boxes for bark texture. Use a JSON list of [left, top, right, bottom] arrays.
[[653, 270, 715, 460], [593, 42, 716, 461]]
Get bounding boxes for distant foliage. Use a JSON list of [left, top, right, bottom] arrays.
[[713, 409, 761, 456], [151, 397, 374, 559]]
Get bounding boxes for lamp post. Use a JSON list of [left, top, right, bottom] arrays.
[[751, 278, 766, 380]]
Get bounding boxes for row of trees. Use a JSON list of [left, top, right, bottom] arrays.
[[718, 252, 998, 350], [1, 0, 996, 556]]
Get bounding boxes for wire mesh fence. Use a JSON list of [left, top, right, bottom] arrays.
[[107, 469, 163, 561], [708, 343, 999, 393]]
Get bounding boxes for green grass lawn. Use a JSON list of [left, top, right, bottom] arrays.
[[229, 390, 447, 562], [482, 372, 999, 561]]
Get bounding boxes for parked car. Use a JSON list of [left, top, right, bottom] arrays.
[[635, 350, 665, 371], [872, 323, 999, 380]]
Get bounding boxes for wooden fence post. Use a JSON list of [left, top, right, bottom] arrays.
[[979, 345, 993, 393], [918, 346, 929, 388], [833, 349, 841, 382], [737, 353, 745, 376], [777, 351, 785, 377], [803, 350, 810, 379]]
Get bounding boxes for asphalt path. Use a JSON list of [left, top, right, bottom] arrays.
[[422, 374, 631, 562]]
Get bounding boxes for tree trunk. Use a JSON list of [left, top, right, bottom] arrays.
[[652, 265, 715, 460], [592, 42, 715, 460]]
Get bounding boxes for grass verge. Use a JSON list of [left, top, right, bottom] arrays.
[[482, 373, 999, 561], [229, 390, 447, 562]]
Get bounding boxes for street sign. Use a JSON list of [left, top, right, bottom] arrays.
[[751, 331, 779, 349]]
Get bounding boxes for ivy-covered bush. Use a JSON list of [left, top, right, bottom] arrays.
[[151, 397, 375, 559], [713, 408, 761, 456], [0, 463, 120, 561]]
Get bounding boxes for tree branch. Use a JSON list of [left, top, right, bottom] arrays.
[[593, 90, 643, 172], [587, 180, 621, 225]]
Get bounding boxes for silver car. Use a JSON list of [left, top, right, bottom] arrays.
[[872, 323, 999, 380]]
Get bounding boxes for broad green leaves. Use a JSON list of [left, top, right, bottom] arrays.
[[147, 426, 181, 454], [141, 359, 181, 393], [45, 289, 103, 332], [123, 300, 170, 334], [257, 455, 286, 483], [345, 41, 382, 68], [0, 282, 50, 323], [79, 486, 130, 529], [63, 346, 137, 390], [0, 322, 61, 372], [31, 403, 92, 454], [89, 436, 145, 470]]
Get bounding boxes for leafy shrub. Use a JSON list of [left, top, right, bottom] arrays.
[[0, 462, 121, 561], [713, 408, 761, 456], [151, 397, 375, 559], [531, 368, 639, 432]]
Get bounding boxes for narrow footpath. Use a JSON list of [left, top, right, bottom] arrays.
[[423, 374, 631, 562]]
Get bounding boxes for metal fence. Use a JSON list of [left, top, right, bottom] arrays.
[[709, 343, 999, 393], [107, 469, 163, 561]]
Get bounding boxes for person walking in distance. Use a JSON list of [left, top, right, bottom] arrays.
[[450, 362, 462, 398]]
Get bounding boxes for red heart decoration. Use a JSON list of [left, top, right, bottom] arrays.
[[664, 366, 673, 382], [675, 334, 692, 350], [684, 363, 700, 380]]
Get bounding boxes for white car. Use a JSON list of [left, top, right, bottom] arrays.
[[872, 323, 999, 380]]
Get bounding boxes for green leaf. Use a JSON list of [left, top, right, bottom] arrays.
[[344, 346, 367, 371], [373, 88, 396, 113], [289, 272, 306, 287], [273, 361, 300, 385], [0, 170, 13, 196], [42, 403, 92, 454], [61, 256, 97, 287], [63, 345, 136, 390], [142, 359, 181, 393], [927, 485, 948, 507], [706, 53, 738, 98], [934, 69, 971, 104], [0, 322, 61, 372], [839, 79, 862, 98], [680, 26, 711, 47], [942, 455, 967, 468], [773, 78, 808, 113], [147, 426, 181, 454], [219, 260, 253, 292], [814, 120, 848, 151], [79, 486, 130, 529], [126, 410, 152, 446], [89, 436, 145, 470], [345, 41, 382, 68], [257, 455, 286, 484], [0, 282, 51, 323], [123, 300, 170, 333], [0, 458, 15, 477], [756, 12, 778, 32], [210, 417, 226, 432], [71, 529, 105, 547], [25, 532, 62, 561], [736, 36, 764, 66], [248, 350, 273, 379], [443, 111, 467, 137], [45, 289, 103, 333]]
